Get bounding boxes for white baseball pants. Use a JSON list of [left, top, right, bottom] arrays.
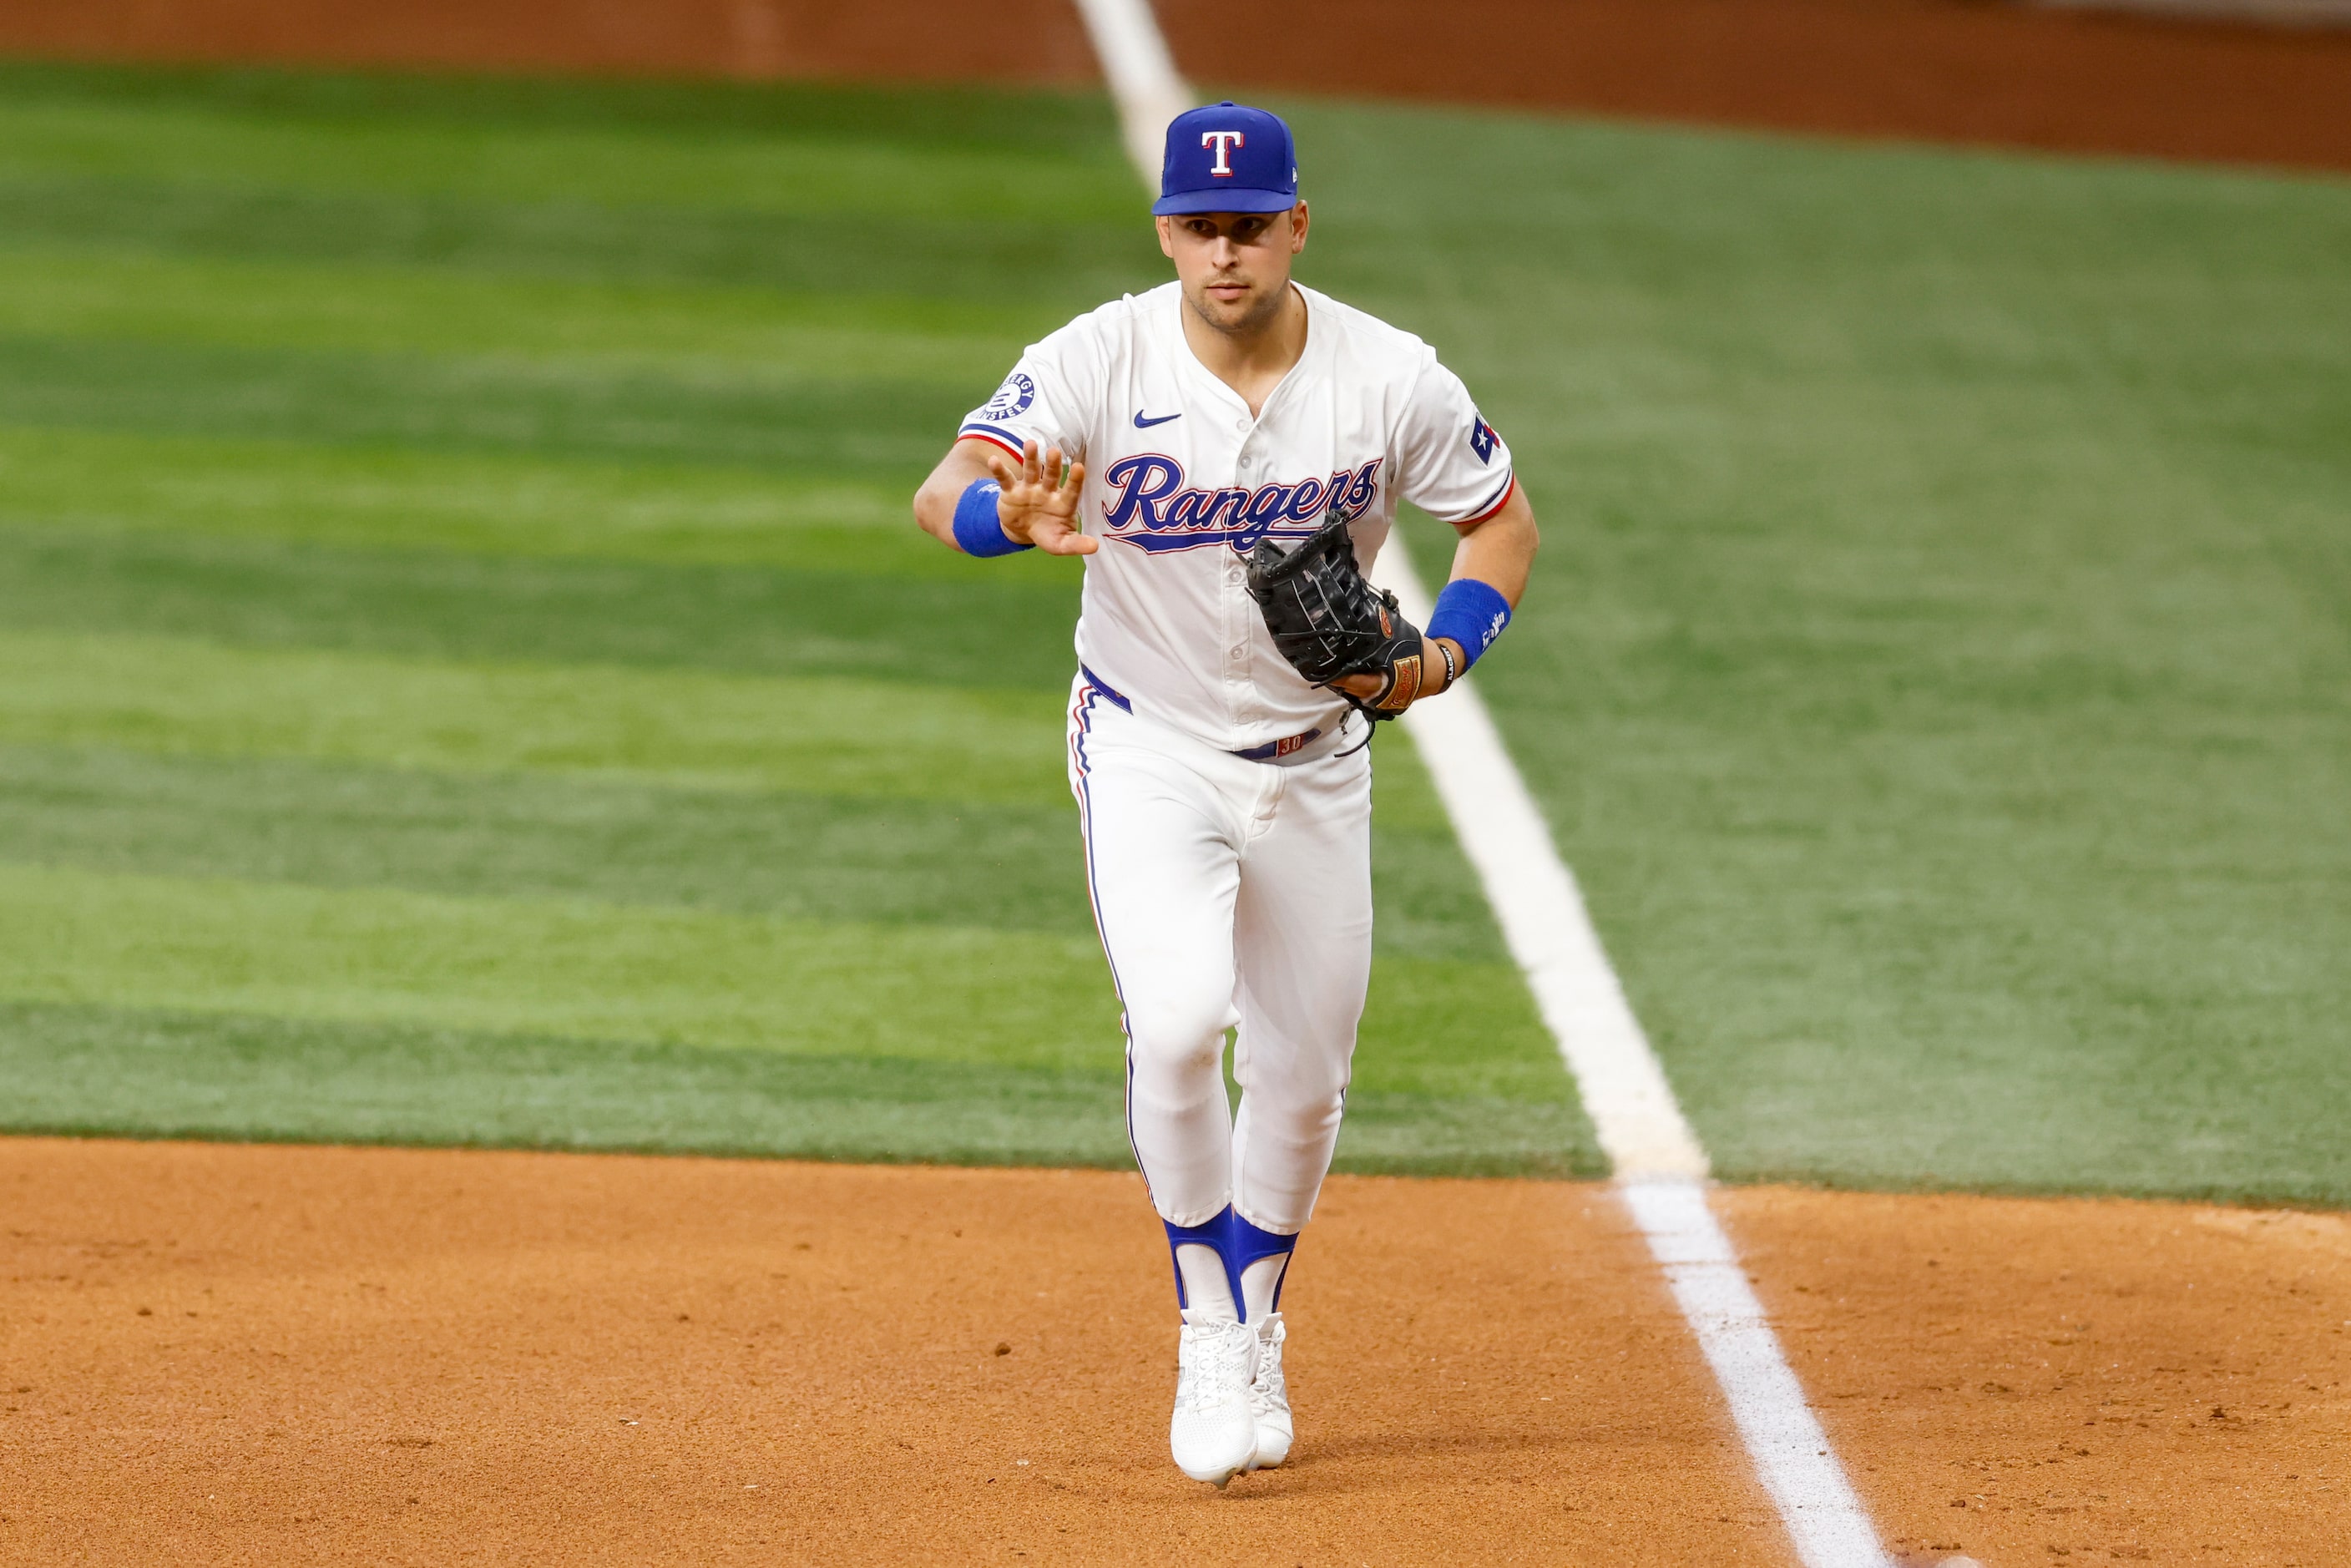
[[1067, 675, 1374, 1235]]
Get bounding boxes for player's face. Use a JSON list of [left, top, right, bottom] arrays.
[[1155, 204, 1310, 336]]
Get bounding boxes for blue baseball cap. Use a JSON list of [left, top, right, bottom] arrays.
[[1154, 102, 1298, 216]]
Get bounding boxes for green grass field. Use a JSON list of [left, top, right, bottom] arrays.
[[2, 61, 2344, 1201]]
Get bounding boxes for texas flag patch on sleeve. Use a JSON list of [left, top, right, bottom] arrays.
[[1468, 412, 1499, 464]]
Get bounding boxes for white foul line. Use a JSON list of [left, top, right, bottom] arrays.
[[1381, 536, 1891, 1568], [1069, 0, 1193, 185], [1074, 14, 1889, 1565], [1373, 557, 1708, 1182]]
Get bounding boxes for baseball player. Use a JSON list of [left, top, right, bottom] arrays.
[[912, 102, 1536, 1487]]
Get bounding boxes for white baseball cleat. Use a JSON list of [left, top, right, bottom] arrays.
[[1169, 1308, 1262, 1486], [1246, 1311, 1293, 1468]]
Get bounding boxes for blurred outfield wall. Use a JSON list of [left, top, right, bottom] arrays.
[[2, 0, 2348, 170], [0, 1, 1103, 84]]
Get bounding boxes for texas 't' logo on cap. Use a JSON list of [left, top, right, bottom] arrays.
[[1155, 103, 1298, 217]]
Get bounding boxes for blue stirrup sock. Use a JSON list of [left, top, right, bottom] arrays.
[[1164, 1212, 1233, 1320], [1227, 1208, 1298, 1323], [1164, 1206, 1299, 1324]]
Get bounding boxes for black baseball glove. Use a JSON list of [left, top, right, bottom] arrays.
[[1244, 508, 1426, 726]]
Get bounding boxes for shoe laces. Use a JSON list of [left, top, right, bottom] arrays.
[[1176, 1318, 1259, 1415], [1249, 1320, 1288, 1415]]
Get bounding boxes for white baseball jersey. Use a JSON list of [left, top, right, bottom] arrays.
[[958, 280, 1515, 754]]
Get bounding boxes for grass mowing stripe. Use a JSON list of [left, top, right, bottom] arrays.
[[0, 743, 1093, 936], [0, 860, 1115, 1070], [0, 333, 972, 473], [0, 174, 1160, 308], [0, 245, 1062, 381], [0, 93, 1140, 225], [0, 1001, 1597, 1178], [0, 528, 1081, 691], [0, 427, 986, 580], [0, 60, 1132, 158], [0, 630, 1069, 806], [0, 1002, 1132, 1167], [0, 863, 1566, 1104], [0, 742, 1504, 963]]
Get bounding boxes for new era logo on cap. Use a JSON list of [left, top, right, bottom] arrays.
[[1155, 102, 1298, 217]]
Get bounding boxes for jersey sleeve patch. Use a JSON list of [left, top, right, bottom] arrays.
[[957, 338, 1090, 462], [976, 372, 1036, 422], [1468, 412, 1499, 465], [1394, 357, 1513, 523]]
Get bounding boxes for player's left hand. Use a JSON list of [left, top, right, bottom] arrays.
[[1332, 637, 1461, 705]]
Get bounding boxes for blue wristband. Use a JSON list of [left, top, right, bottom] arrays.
[[952, 478, 1032, 558], [1425, 578, 1512, 670]]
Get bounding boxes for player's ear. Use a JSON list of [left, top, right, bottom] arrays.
[[1287, 200, 1309, 255], [1155, 214, 1179, 260]]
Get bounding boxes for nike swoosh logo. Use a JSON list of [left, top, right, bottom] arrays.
[[1133, 410, 1182, 428]]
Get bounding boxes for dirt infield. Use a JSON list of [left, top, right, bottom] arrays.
[[3, 1140, 2343, 1564], [0, 1140, 1782, 1565], [3, 0, 2350, 173], [1723, 1186, 2351, 1564]]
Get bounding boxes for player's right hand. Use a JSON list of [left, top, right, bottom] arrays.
[[987, 439, 1097, 556]]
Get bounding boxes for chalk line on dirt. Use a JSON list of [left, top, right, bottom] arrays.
[[1074, 13, 1892, 1563]]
